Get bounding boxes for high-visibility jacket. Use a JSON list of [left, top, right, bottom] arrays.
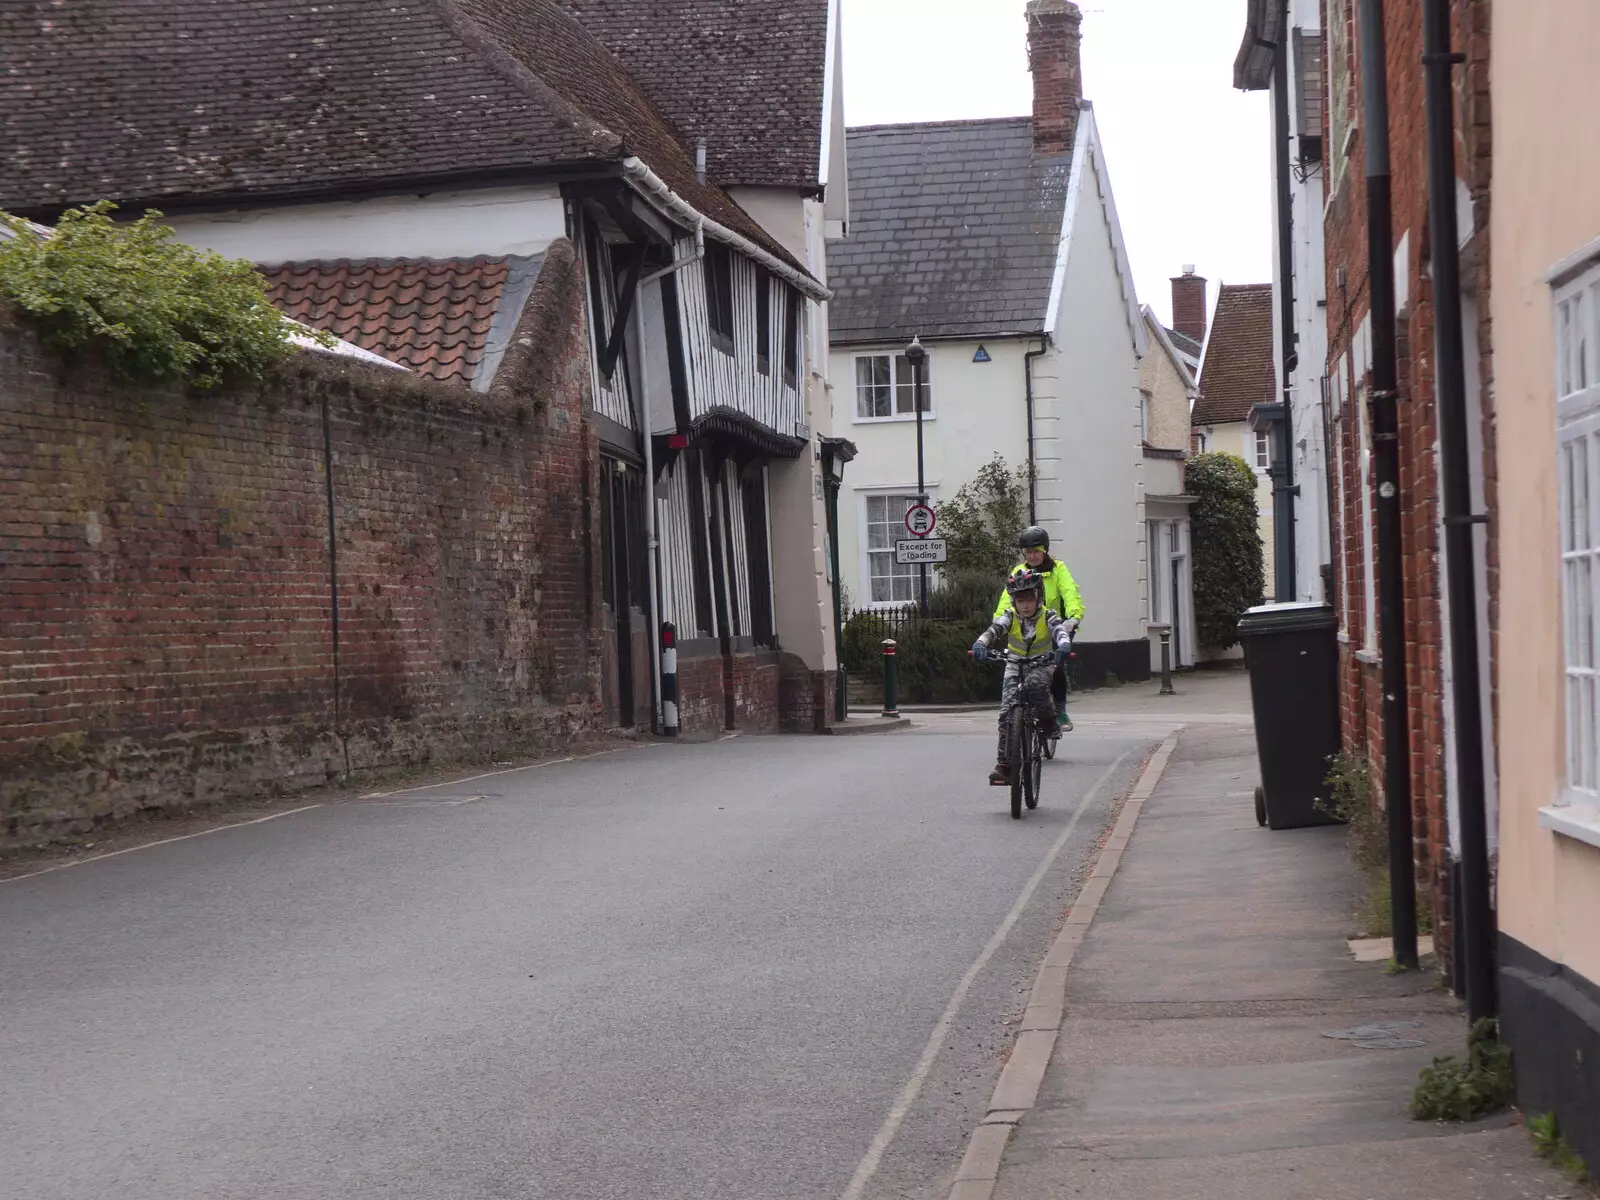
[[976, 607, 1072, 658], [993, 558, 1084, 623]]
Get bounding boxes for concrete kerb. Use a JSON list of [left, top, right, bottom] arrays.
[[941, 731, 1182, 1200]]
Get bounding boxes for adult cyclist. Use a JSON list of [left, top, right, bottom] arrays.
[[993, 526, 1083, 730]]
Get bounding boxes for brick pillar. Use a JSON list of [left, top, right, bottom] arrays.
[[1026, 0, 1083, 157]]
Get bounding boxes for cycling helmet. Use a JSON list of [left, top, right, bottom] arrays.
[[1006, 567, 1045, 599], [1017, 525, 1050, 552]]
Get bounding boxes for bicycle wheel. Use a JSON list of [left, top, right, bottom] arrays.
[[1008, 707, 1025, 820], [1042, 725, 1058, 761], [1026, 717, 1042, 809]]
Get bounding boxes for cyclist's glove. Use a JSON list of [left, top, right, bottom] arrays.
[[971, 641, 989, 662], [1052, 645, 1071, 665]]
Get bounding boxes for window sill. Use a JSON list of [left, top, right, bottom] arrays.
[[1539, 803, 1600, 851], [854, 413, 936, 425], [1354, 648, 1381, 665]]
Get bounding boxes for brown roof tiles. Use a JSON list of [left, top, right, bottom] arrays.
[[261, 257, 514, 386], [1193, 283, 1275, 427]]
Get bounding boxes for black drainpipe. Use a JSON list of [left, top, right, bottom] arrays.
[[1422, 0, 1495, 1020], [1270, 0, 1299, 602], [1358, 0, 1420, 971], [1024, 337, 1048, 525]]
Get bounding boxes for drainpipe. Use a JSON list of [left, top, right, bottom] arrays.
[[1422, 0, 1495, 1019], [1358, 0, 1420, 971], [1024, 337, 1048, 526], [632, 222, 705, 734], [1270, 0, 1299, 601]]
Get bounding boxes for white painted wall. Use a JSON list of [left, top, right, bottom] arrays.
[[735, 189, 841, 672], [828, 337, 1032, 608], [165, 185, 567, 263], [1033, 127, 1146, 646]]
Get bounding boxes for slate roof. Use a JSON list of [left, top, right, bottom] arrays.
[[827, 118, 1073, 344], [1192, 283, 1275, 426], [261, 255, 543, 389], [553, 0, 828, 190], [1166, 327, 1203, 361], [0, 0, 804, 274]]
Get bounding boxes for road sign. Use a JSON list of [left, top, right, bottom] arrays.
[[895, 538, 948, 565], [904, 503, 936, 537]]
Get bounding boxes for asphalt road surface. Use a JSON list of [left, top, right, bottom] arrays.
[[1, 716, 1153, 1200]]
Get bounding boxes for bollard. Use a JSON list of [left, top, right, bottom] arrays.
[[881, 638, 900, 718], [1159, 628, 1175, 696], [660, 622, 680, 735]]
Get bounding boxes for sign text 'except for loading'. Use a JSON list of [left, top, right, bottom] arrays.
[[895, 538, 948, 565]]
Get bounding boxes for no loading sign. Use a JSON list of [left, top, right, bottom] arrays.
[[904, 503, 936, 537]]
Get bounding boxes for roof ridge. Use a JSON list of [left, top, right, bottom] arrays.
[[429, 0, 623, 158], [846, 115, 1032, 134]]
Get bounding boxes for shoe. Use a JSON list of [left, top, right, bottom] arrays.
[[989, 763, 1010, 786], [1056, 708, 1073, 732]]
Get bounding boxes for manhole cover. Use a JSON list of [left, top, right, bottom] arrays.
[[1322, 1020, 1425, 1049]]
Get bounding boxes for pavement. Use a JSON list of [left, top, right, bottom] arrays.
[[968, 711, 1580, 1200]]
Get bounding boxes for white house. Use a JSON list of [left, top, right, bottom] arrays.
[[826, 0, 1155, 683], [1234, 0, 1333, 603], [1139, 299, 1201, 671]]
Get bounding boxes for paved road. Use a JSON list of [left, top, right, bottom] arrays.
[[1, 717, 1154, 1200]]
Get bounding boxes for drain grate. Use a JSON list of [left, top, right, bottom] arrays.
[[1322, 1020, 1425, 1049]]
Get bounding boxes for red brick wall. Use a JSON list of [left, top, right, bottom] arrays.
[[673, 647, 783, 736], [0, 238, 605, 844], [1321, 0, 1493, 974]]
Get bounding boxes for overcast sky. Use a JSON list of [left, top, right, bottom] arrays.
[[841, 0, 1273, 330]]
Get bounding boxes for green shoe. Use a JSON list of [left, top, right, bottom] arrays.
[[1056, 708, 1073, 732]]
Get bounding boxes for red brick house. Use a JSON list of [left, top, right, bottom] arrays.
[[1319, 0, 1494, 973]]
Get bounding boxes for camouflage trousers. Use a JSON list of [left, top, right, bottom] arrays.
[[997, 657, 1058, 762]]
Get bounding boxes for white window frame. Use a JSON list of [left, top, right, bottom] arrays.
[[1357, 382, 1377, 653], [852, 350, 936, 423], [1543, 255, 1600, 847], [1254, 429, 1272, 473], [858, 491, 926, 606]]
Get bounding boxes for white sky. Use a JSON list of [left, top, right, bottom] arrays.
[[841, 0, 1273, 330]]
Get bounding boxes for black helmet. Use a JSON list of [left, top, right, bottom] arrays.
[[1017, 525, 1050, 552], [1006, 567, 1045, 599]]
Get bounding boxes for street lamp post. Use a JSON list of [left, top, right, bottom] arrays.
[[905, 336, 929, 617]]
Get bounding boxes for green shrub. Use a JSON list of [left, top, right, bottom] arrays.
[[936, 456, 1034, 578], [1411, 1018, 1515, 1121], [1188, 452, 1266, 650], [839, 569, 1005, 704], [0, 201, 320, 388]]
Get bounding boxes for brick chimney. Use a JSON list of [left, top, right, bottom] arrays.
[[1170, 265, 1208, 343], [1027, 0, 1083, 157]]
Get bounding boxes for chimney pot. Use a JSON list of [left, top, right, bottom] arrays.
[[1170, 268, 1208, 343], [1027, 0, 1083, 157]]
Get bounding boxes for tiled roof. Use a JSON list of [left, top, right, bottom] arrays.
[[1166, 327, 1203, 361], [1192, 283, 1275, 427], [827, 118, 1072, 344], [553, 0, 828, 190], [0, 0, 805, 275], [261, 256, 543, 388]]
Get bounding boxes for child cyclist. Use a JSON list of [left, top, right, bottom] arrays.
[[971, 568, 1074, 785]]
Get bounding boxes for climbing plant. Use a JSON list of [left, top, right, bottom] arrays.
[[0, 201, 320, 388], [1188, 451, 1266, 650]]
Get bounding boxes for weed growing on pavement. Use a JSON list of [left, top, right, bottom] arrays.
[[1323, 753, 1433, 940], [1529, 1112, 1593, 1188], [1411, 1018, 1515, 1121]]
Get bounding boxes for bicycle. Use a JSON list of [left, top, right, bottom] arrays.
[[974, 648, 1060, 819]]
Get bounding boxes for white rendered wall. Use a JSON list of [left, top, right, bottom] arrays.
[[166, 185, 567, 263]]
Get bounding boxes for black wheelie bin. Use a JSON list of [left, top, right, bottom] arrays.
[[1237, 602, 1342, 830]]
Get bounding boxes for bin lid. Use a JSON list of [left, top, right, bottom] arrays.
[[1237, 601, 1336, 636]]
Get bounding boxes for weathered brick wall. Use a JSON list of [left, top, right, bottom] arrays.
[[0, 238, 604, 844], [1321, 0, 1493, 973], [672, 646, 783, 736]]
